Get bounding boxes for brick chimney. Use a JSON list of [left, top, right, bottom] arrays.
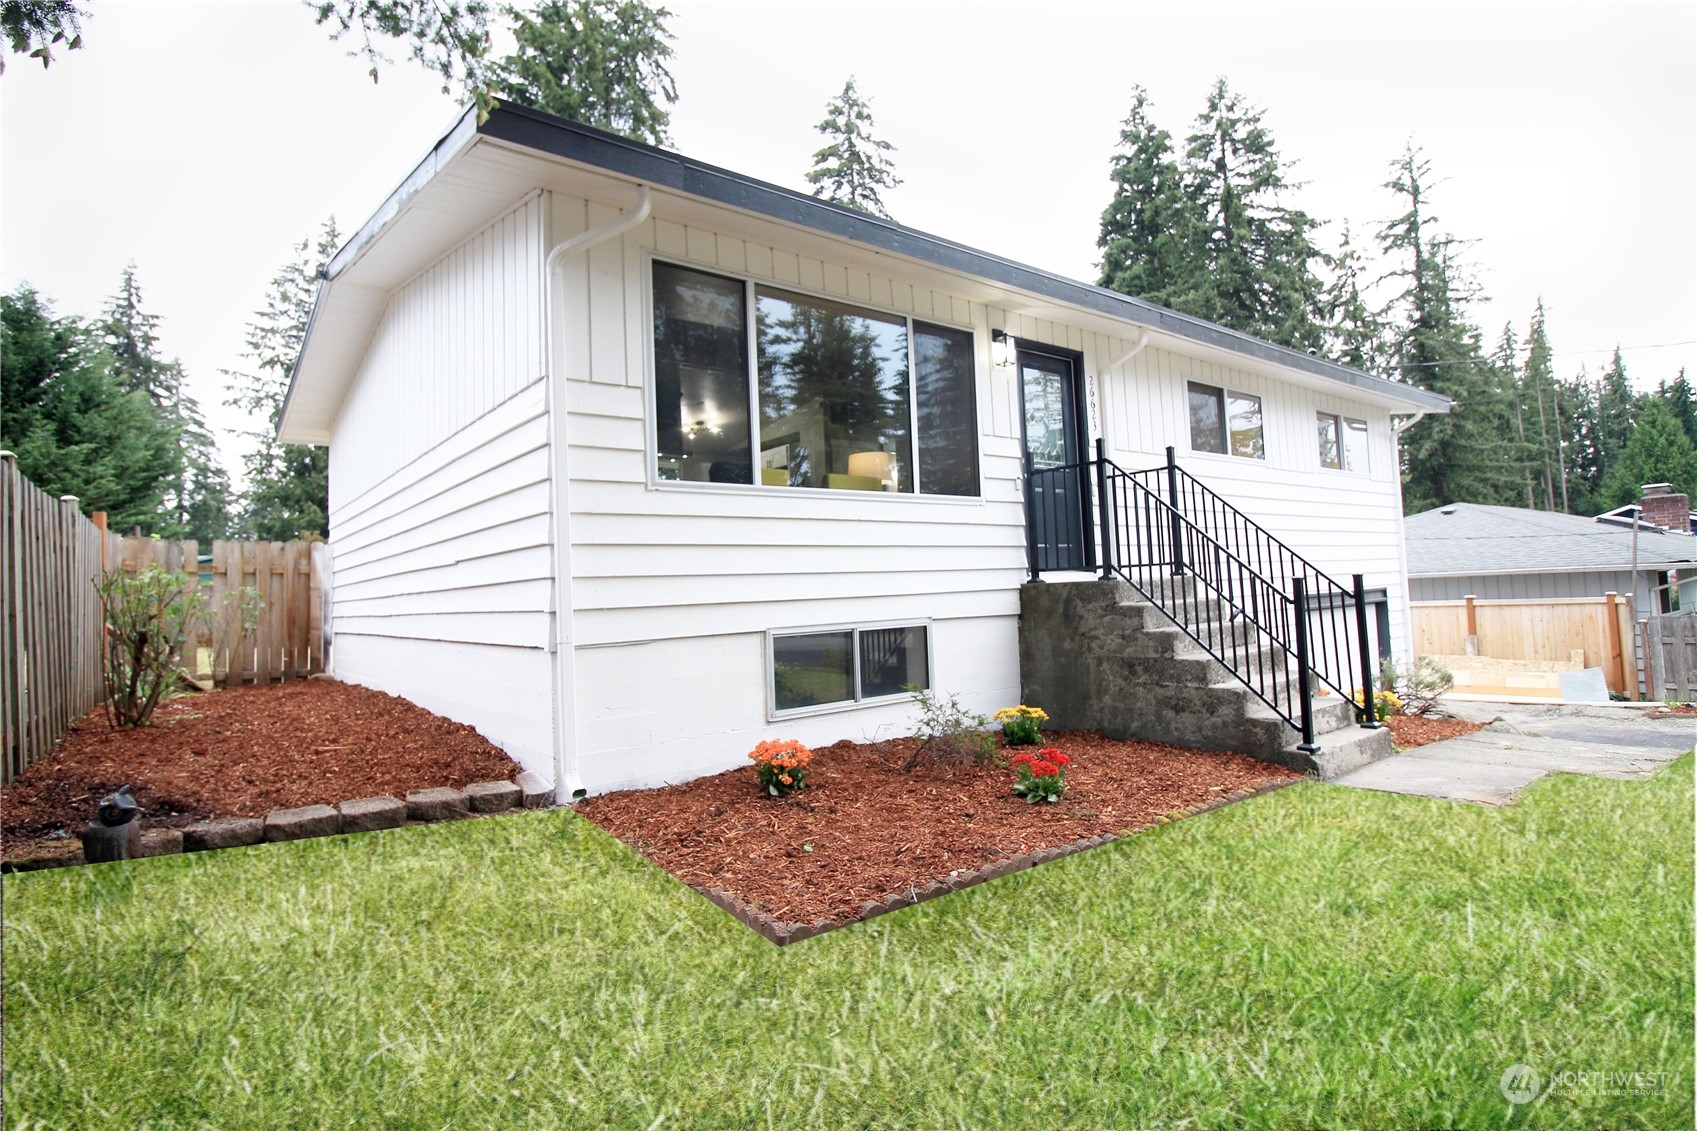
[[1638, 483, 1693, 533]]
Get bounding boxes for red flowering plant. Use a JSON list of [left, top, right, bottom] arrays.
[[1010, 746, 1070, 804], [749, 738, 813, 797]]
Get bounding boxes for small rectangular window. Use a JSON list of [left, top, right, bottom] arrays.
[[1317, 412, 1341, 469], [771, 623, 930, 714], [772, 631, 854, 711], [1227, 391, 1264, 460], [1341, 417, 1368, 473], [1188, 381, 1226, 454]]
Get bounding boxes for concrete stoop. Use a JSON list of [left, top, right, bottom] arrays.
[[1020, 578, 1394, 779]]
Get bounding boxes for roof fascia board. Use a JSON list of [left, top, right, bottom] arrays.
[[1411, 561, 1695, 578], [478, 104, 1451, 414]]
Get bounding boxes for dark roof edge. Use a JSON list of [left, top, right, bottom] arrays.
[[481, 102, 1450, 413]]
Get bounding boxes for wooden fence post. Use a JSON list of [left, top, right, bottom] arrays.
[[1614, 594, 1639, 700], [1463, 595, 1478, 656]]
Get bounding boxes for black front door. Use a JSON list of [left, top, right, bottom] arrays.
[[1020, 347, 1089, 572]]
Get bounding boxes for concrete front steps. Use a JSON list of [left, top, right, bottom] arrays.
[[1020, 577, 1394, 779]]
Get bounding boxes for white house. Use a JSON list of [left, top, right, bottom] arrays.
[[278, 103, 1450, 797]]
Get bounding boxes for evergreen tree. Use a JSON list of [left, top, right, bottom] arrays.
[[1378, 146, 1518, 511], [1097, 87, 1193, 307], [225, 220, 340, 540], [1178, 78, 1325, 351], [1318, 221, 1389, 371], [99, 266, 230, 543], [1594, 347, 1638, 491], [2, 0, 83, 72], [1556, 363, 1604, 515], [0, 283, 174, 530], [806, 77, 900, 220], [1521, 300, 1560, 510], [1600, 399, 1697, 507], [1656, 369, 1697, 449], [311, 0, 493, 105], [493, 0, 676, 143]]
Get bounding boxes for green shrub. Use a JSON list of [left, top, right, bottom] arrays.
[[903, 684, 996, 769], [98, 566, 205, 727]]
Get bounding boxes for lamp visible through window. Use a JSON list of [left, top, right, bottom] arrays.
[[847, 450, 898, 491]]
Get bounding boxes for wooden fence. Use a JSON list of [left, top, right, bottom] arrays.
[[3, 453, 328, 784], [1642, 612, 1697, 702], [1411, 593, 1639, 698]]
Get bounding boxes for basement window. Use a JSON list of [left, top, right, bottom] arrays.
[[769, 623, 930, 715], [1188, 381, 1264, 460]]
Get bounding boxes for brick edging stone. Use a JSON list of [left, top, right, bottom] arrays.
[[2, 774, 558, 873]]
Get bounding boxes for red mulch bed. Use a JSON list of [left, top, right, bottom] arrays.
[[579, 731, 1301, 925], [1383, 714, 1486, 748], [2, 680, 520, 861]]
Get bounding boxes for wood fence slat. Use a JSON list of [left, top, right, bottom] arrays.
[[1, 459, 325, 782]]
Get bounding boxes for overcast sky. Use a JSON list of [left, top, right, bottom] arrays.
[[3, 0, 1693, 483]]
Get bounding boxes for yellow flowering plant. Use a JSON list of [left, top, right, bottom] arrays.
[[1354, 687, 1402, 722], [993, 704, 1049, 746], [749, 738, 813, 797]]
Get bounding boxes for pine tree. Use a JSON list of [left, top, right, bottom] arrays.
[[493, 0, 676, 143], [1520, 300, 1560, 509], [1178, 78, 1325, 351], [806, 77, 900, 220], [1318, 221, 1389, 371], [1600, 399, 1697, 506], [1378, 146, 1519, 511], [1657, 369, 1697, 448], [1594, 347, 1638, 491], [1097, 87, 1194, 307], [225, 220, 340, 540], [98, 266, 230, 542], [0, 283, 175, 530], [1557, 363, 1604, 515]]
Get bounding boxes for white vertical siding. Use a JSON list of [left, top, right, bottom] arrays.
[[326, 197, 553, 776], [334, 194, 545, 501]]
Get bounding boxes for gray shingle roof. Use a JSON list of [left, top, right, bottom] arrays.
[[1405, 503, 1697, 575]]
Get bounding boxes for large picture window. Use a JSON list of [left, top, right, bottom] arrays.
[[652, 261, 980, 495], [771, 623, 930, 714]]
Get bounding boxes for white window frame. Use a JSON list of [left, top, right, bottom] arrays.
[[1317, 410, 1370, 473], [1187, 380, 1265, 461], [643, 252, 984, 501], [766, 619, 933, 721]]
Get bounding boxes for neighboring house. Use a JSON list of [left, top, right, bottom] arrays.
[[1405, 500, 1697, 620], [278, 102, 1449, 796]]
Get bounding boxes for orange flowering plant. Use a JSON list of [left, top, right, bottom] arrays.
[[1010, 746, 1070, 804], [749, 738, 813, 797]]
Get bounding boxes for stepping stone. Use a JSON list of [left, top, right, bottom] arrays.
[[463, 780, 520, 813], [405, 787, 468, 821], [264, 804, 342, 842], [183, 817, 264, 851], [337, 796, 407, 833], [138, 828, 184, 857], [515, 771, 554, 808]]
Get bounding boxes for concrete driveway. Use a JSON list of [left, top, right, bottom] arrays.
[[1328, 701, 1695, 805]]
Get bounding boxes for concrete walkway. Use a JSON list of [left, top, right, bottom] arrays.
[[1328, 701, 1695, 805]]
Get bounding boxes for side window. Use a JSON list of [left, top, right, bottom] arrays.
[[1188, 381, 1226, 454], [652, 263, 750, 483], [1341, 417, 1368, 472], [1190, 380, 1263, 460], [913, 322, 979, 496], [1317, 412, 1341, 469]]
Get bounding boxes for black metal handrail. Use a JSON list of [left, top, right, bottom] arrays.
[[1026, 442, 1381, 750]]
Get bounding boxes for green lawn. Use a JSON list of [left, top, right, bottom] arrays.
[[4, 756, 1691, 1130]]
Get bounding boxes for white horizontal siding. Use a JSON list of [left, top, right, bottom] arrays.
[[326, 373, 556, 773], [332, 194, 544, 502], [552, 192, 1029, 665]]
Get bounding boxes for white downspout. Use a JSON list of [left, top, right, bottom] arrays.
[[542, 185, 652, 801], [1104, 328, 1151, 372]]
